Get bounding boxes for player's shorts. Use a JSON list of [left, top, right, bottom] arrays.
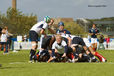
[[72, 37, 86, 47], [41, 36, 52, 49], [29, 31, 38, 41], [83, 38, 91, 47], [91, 38, 97, 44]]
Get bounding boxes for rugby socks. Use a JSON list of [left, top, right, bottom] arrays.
[[88, 53, 94, 58], [71, 53, 74, 59], [95, 52, 106, 62], [30, 49, 36, 61], [52, 49, 55, 57], [39, 49, 43, 55], [88, 53, 96, 59]]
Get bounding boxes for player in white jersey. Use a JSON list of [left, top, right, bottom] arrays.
[[47, 34, 68, 62], [29, 16, 55, 62]]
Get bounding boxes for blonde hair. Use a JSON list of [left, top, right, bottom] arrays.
[[55, 34, 62, 39]]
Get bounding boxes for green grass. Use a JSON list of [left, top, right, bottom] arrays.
[[0, 50, 114, 76]]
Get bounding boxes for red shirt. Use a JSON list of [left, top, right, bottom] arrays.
[[105, 38, 110, 43]]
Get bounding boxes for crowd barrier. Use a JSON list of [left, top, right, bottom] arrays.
[[13, 38, 114, 50]]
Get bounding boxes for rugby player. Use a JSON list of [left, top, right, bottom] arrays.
[[62, 34, 107, 62], [47, 34, 68, 62], [29, 16, 55, 63], [89, 24, 99, 51], [56, 22, 71, 34]]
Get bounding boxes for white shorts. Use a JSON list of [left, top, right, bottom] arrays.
[[91, 38, 98, 44], [83, 38, 91, 47]]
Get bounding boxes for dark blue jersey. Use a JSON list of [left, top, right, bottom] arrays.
[[89, 28, 99, 38], [56, 29, 71, 34]]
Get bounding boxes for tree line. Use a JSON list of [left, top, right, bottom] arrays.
[[0, 8, 86, 37]]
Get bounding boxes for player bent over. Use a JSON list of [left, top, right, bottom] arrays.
[[47, 34, 68, 63], [61, 34, 97, 62], [29, 16, 55, 63]]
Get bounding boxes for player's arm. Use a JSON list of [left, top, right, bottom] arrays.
[[62, 45, 68, 57], [89, 29, 94, 35], [89, 32, 94, 35], [48, 28, 56, 34], [47, 43, 56, 63], [40, 29, 46, 37], [95, 30, 100, 35], [40, 23, 49, 37], [61, 41, 68, 57], [67, 37, 72, 46], [7, 32, 13, 36]]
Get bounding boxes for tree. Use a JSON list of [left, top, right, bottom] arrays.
[[64, 22, 86, 35], [0, 7, 37, 36]]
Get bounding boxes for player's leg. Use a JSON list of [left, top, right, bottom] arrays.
[[88, 46, 107, 62], [29, 41, 37, 61], [80, 39, 97, 62], [94, 43, 97, 51], [3, 43, 6, 53], [47, 50, 55, 63], [0, 43, 2, 51], [83, 46, 97, 62], [29, 31, 38, 62], [92, 38, 97, 51]]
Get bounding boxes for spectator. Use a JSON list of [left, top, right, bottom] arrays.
[[105, 36, 110, 48], [22, 35, 28, 42], [98, 35, 105, 50], [0, 28, 8, 54], [4, 26, 13, 52]]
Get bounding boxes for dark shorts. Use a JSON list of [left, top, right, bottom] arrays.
[[29, 31, 39, 41], [0, 42, 7, 45], [72, 37, 86, 47], [41, 36, 52, 49]]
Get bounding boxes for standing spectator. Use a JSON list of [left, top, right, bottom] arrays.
[[22, 35, 27, 42], [105, 36, 110, 48], [0, 28, 8, 54], [4, 26, 13, 52], [98, 35, 105, 50], [89, 24, 100, 51]]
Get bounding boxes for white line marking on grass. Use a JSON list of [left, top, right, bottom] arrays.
[[9, 62, 26, 64]]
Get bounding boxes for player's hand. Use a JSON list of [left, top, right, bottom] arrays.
[[62, 53, 66, 57]]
